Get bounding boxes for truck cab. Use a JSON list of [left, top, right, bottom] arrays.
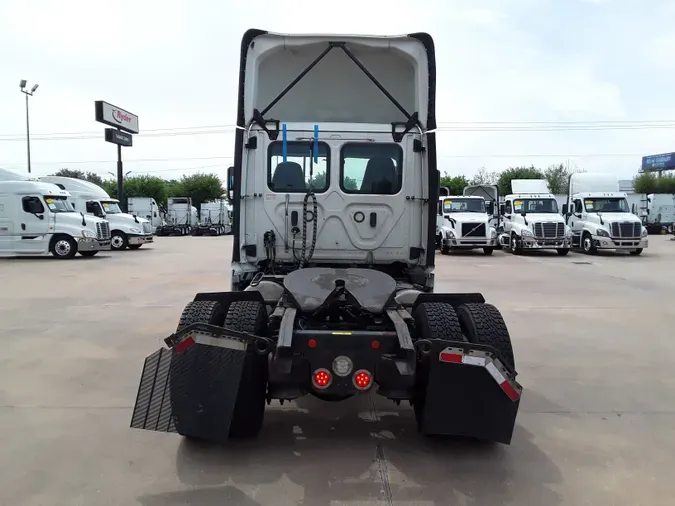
[[499, 179, 572, 255], [0, 180, 111, 258], [38, 176, 154, 250], [155, 197, 198, 236], [436, 195, 497, 255], [127, 197, 164, 232], [565, 173, 648, 255]]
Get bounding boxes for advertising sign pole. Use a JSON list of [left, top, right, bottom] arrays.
[[117, 138, 124, 212]]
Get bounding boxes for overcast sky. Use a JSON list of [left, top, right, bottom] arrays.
[[1, 0, 674, 182]]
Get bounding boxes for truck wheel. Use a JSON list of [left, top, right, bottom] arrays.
[[630, 248, 643, 256], [483, 247, 494, 255], [456, 303, 515, 370], [510, 233, 523, 255], [224, 300, 269, 439], [556, 248, 570, 256], [79, 251, 98, 257], [171, 300, 227, 440], [440, 241, 450, 255], [50, 235, 77, 259], [581, 232, 597, 255], [412, 302, 466, 428], [111, 231, 128, 250], [128, 244, 142, 250]]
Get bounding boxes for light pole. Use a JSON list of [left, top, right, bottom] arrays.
[[19, 80, 39, 174]]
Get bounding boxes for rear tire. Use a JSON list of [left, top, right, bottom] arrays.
[[224, 300, 269, 439], [456, 303, 515, 370], [412, 302, 466, 430]]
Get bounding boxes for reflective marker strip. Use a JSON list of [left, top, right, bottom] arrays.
[[438, 347, 521, 402], [485, 361, 521, 401], [174, 332, 247, 353]]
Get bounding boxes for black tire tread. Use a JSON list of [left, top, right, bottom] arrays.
[[177, 300, 225, 331], [413, 302, 465, 341], [456, 303, 515, 370], [223, 300, 268, 439]]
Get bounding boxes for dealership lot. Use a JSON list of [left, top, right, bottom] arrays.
[[1, 236, 674, 506]]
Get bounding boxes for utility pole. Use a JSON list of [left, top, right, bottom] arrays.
[[19, 80, 39, 174]]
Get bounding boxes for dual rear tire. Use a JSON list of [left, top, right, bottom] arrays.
[[172, 299, 268, 441]]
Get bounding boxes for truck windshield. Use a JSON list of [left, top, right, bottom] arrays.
[[101, 201, 123, 214], [584, 198, 629, 213], [43, 196, 74, 213], [443, 198, 485, 213], [513, 199, 559, 213]]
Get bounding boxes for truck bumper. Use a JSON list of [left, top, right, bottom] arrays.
[[77, 238, 110, 252], [445, 237, 497, 248], [128, 234, 154, 245], [593, 235, 648, 250], [521, 236, 570, 250]]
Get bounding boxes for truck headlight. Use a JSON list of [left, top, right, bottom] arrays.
[[490, 229, 497, 238], [129, 227, 142, 234], [447, 231, 455, 238], [566, 229, 573, 239], [596, 229, 610, 238], [641, 227, 648, 237], [521, 229, 534, 237], [81, 230, 95, 238]]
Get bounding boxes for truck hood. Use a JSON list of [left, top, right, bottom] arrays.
[[55, 212, 105, 234], [106, 213, 150, 224], [444, 213, 490, 224], [586, 212, 641, 225], [522, 213, 564, 223]]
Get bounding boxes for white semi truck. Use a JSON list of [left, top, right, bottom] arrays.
[[39, 176, 154, 250], [498, 179, 572, 255], [564, 173, 648, 255], [155, 197, 198, 236], [436, 195, 498, 255], [127, 197, 165, 232], [193, 197, 232, 236], [0, 180, 111, 258]]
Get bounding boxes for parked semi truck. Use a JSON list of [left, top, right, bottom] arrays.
[[127, 197, 165, 232], [155, 197, 198, 236], [39, 176, 154, 250], [130, 29, 522, 445], [0, 180, 111, 258], [193, 197, 232, 236], [498, 179, 572, 255], [436, 195, 498, 255], [564, 173, 648, 255]]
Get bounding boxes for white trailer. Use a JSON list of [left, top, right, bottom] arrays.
[[0, 180, 111, 258], [39, 176, 154, 250], [564, 173, 648, 255]]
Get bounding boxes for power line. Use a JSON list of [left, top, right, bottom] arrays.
[[2, 119, 675, 141]]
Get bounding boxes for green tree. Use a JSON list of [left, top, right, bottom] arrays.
[[52, 168, 105, 187], [439, 173, 469, 195], [470, 167, 499, 185], [497, 166, 545, 195], [634, 172, 675, 194], [178, 173, 224, 211], [123, 175, 169, 206], [344, 176, 359, 191]]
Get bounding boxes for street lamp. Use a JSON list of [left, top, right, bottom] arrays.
[[19, 80, 39, 174]]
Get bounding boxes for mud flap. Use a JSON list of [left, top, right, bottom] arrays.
[[418, 340, 521, 444], [130, 323, 261, 442]]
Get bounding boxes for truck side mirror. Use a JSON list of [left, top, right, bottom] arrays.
[[562, 204, 568, 215], [226, 166, 234, 203], [486, 202, 494, 215], [499, 203, 505, 216]]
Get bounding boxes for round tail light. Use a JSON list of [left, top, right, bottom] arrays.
[[312, 368, 332, 390], [352, 369, 373, 391]]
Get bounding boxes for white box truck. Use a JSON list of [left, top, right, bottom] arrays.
[[0, 180, 111, 258], [39, 176, 154, 250], [498, 179, 572, 255], [564, 173, 648, 255]]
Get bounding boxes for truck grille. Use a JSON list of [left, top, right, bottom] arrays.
[[610, 221, 641, 238], [142, 222, 153, 234], [533, 222, 564, 238], [461, 223, 486, 237], [96, 221, 111, 240]]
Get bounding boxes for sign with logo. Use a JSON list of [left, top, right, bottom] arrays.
[[95, 101, 139, 134], [104, 128, 133, 147], [642, 152, 675, 172]]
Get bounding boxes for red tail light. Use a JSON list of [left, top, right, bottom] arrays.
[[352, 369, 373, 390], [312, 368, 332, 389]]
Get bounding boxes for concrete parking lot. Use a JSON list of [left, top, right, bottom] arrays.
[[1, 237, 674, 506]]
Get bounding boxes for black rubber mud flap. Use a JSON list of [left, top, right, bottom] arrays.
[[130, 325, 250, 443], [413, 302, 520, 444], [419, 339, 520, 444]]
